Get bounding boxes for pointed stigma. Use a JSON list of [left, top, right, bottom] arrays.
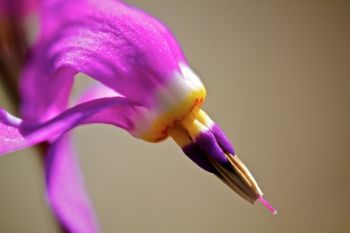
[[258, 196, 277, 215]]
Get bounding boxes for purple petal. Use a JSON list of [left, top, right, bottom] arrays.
[[45, 134, 100, 233], [0, 97, 139, 156], [20, 0, 187, 121]]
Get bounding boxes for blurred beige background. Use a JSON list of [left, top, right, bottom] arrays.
[[1, 0, 350, 232]]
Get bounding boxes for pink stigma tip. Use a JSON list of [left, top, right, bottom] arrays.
[[258, 196, 278, 215]]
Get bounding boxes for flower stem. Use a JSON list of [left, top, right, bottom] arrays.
[[0, 56, 20, 109]]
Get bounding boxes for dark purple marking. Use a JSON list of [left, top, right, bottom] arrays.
[[194, 130, 228, 164], [182, 143, 217, 174], [211, 124, 235, 155]]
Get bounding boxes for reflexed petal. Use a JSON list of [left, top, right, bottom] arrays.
[[45, 134, 100, 233], [20, 0, 186, 121], [77, 82, 122, 104], [76, 83, 143, 127], [0, 108, 26, 155], [0, 97, 139, 156], [20, 66, 75, 122]]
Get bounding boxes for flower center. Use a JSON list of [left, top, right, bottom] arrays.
[[130, 64, 206, 142]]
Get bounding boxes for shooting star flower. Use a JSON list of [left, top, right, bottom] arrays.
[[0, 0, 276, 232]]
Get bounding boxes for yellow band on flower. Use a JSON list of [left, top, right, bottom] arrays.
[[139, 87, 206, 142], [168, 126, 192, 148], [131, 64, 207, 142], [168, 110, 213, 147], [196, 109, 214, 128]]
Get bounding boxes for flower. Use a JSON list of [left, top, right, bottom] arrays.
[[0, 0, 276, 232]]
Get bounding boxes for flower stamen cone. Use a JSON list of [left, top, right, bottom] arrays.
[[169, 109, 277, 214]]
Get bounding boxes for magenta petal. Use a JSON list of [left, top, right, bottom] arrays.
[[20, 0, 186, 119], [0, 0, 38, 17], [0, 109, 26, 155], [0, 97, 138, 156], [20, 66, 76, 122], [45, 134, 100, 233]]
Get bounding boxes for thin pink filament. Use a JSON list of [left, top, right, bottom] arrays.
[[258, 196, 277, 215]]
